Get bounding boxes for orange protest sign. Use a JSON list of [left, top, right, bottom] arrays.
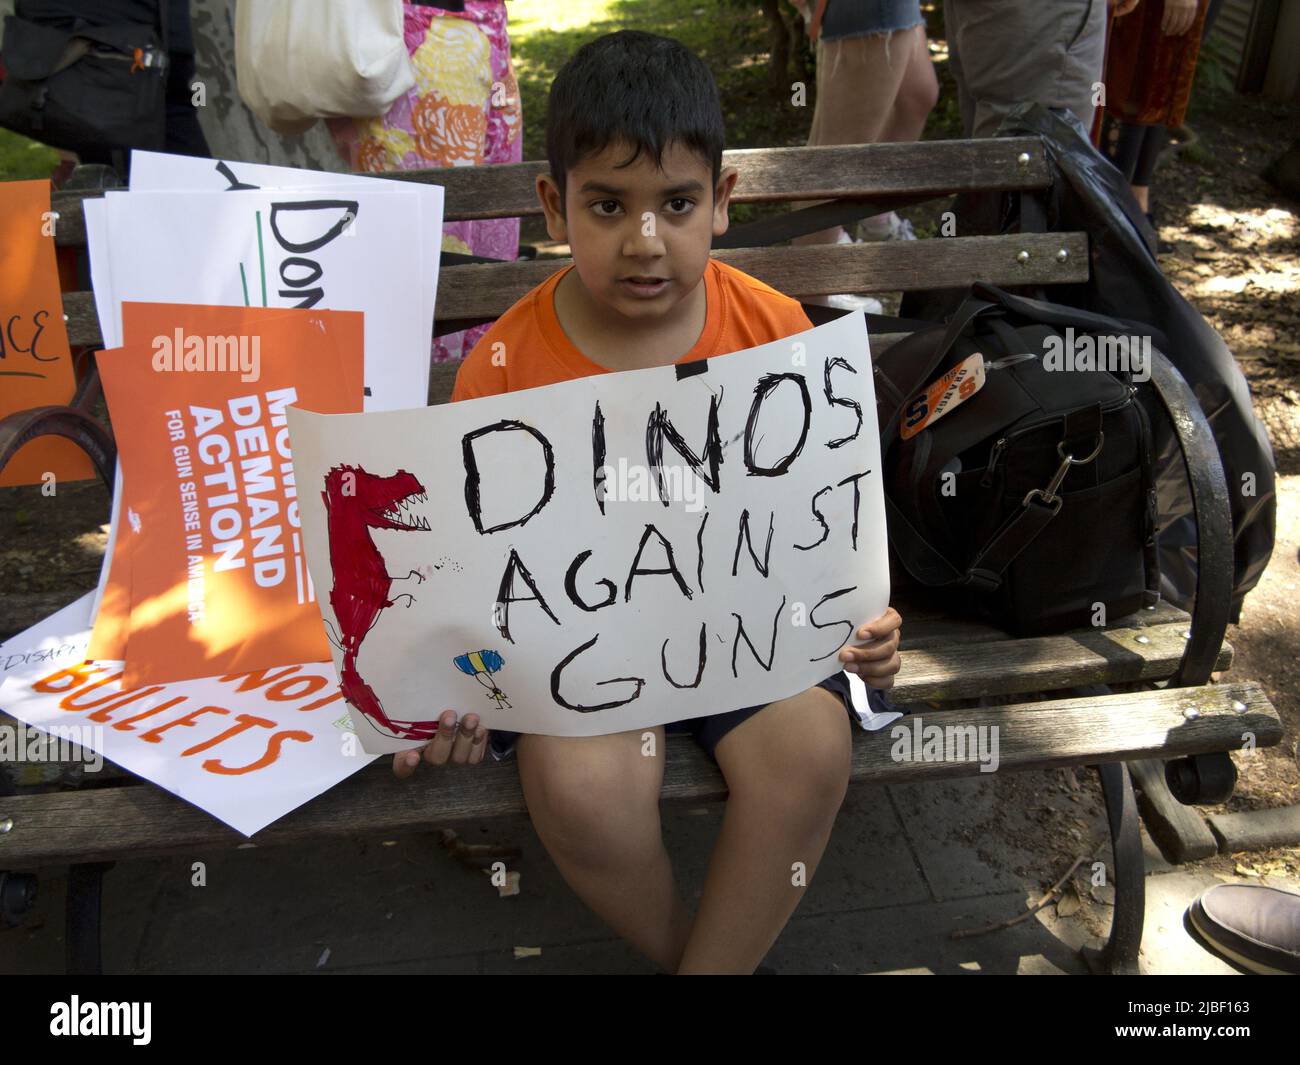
[[0, 179, 95, 486], [93, 302, 364, 687]]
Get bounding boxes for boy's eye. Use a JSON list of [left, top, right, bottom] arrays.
[[666, 198, 695, 214], [592, 200, 622, 216]]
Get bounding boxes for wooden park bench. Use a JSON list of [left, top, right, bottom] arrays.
[[0, 137, 1282, 975]]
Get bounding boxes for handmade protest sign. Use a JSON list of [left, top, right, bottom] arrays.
[[101, 187, 426, 411], [92, 303, 364, 686], [0, 594, 376, 837], [289, 312, 889, 754], [0, 179, 95, 486], [126, 149, 443, 366]]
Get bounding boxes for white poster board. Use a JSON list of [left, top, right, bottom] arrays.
[[128, 149, 444, 363], [101, 188, 425, 411], [289, 313, 891, 754]]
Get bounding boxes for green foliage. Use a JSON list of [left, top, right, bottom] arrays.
[[0, 128, 60, 182], [1188, 30, 1236, 120]]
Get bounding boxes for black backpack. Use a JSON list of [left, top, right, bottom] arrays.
[[0, 0, 168, 157], [875, 283, 1165, 636]]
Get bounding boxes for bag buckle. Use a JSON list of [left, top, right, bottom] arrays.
[[1022, 433, 1104, 508]]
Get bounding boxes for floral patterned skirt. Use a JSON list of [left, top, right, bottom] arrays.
[[329, 1, 524, 363]]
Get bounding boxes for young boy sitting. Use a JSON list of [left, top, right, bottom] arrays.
[[393, 29, 903, 975]]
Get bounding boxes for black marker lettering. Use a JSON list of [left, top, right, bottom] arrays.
[[808, 585, 859, 662], [730, 594, 787, 677], [645, 395, 723, 504], [462, 420, 556, 534], [662, 623, 708, 689], [743, 373, 811, 476], [731, 508, 776, 577], [794, 485, 834, 551], [550, 634, 645, 712], [494, 548, 560, 643], [565, 549, 617, 612], [824, 356, 862, 448], [624, 524, 693, 601]]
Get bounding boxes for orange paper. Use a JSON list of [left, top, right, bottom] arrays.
[[93, 302, 364, 687], [0, 179, 95, 486]]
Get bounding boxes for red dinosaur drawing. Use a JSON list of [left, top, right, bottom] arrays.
[[322, 464, 436, 740]]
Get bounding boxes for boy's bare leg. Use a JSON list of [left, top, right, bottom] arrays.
[[675, 687, 853, 974], [516, 727, 693, 973]]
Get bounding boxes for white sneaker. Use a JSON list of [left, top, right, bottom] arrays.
[[806, 292, 885, 314], [858, 211, 917, 241], [805, 229, 884, 314]]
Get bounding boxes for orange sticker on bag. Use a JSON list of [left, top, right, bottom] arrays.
[[900, 352, 986, 441]]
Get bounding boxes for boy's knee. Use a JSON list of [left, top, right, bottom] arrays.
[[784, 735, 853, 813], [728, 716, 852, 820], [520, 736, 662, 863]]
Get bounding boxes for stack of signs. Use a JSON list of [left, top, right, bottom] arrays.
[[0, 152, 444, 836]]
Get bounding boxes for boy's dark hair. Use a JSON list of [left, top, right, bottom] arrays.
[[545, 30, 725, 209]]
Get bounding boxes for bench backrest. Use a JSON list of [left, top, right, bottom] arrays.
[[51, 137, 1088, 403]]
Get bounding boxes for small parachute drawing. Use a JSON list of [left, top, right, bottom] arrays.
[[454, 650, 512, 709]]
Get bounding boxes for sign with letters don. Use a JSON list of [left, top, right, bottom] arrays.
[[289, 312, 889, 754]]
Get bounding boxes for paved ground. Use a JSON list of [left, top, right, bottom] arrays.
[[4, 771, 1291, 974]]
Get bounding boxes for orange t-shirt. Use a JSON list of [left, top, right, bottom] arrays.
[[451, 258, 813, 401]]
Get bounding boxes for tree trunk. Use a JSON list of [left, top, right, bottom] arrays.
[[763, 0, 789, 97]]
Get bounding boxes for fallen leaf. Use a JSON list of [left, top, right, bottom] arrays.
[[1090, 882, 1116, 906], [316, 947, 331, 968], [514, 946, 542, 959], [1055, 883, 1082, 917], [1235, 862, 1260, 877]]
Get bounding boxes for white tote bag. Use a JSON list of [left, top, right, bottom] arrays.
[[236, 0, 416, 135]]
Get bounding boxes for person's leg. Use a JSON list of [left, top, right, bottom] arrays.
[[796, 29, 914, 245], [515, 726, 693, 973], [944, 0, 976, 138], [859, 23, 937, 239], [1130, 124, 1170, 214], [876, 24, 938, 144], [943, 0, 1106, 139], [675, 686, 853, 974], [1104, 117, 1145, 184]]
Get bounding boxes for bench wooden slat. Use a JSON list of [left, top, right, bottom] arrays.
[[61, 232, 1088, 347], [896, 600, 1193, 651], [0, 604, 1199, 789], [892, 621, 1230, 704], [0, 681, 1277, 866], [49, 138, 1053, 243]]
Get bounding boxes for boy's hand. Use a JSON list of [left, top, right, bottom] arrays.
[[392, 710, 489, 778], [838, 607, 902, 689]]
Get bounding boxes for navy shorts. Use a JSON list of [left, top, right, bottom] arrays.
[[486, 671, 895, 765]]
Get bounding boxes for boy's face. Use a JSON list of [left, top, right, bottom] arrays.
[[537, 140, 738, 324]]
